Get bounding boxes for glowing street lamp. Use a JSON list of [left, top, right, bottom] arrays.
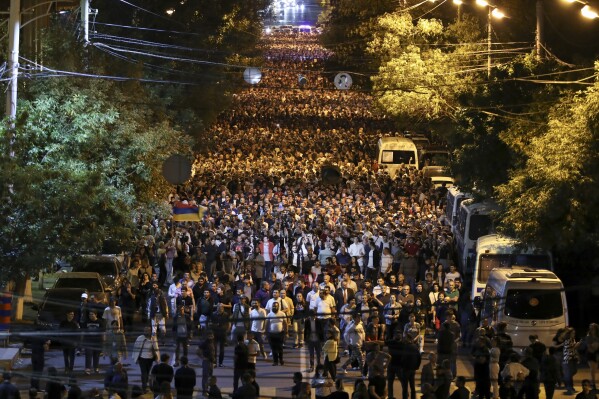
[[475, 0, 505, 78], [581, 5, 599, 19]]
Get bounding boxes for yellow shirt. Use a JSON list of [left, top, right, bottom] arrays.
[[323, 339, 338, 361]]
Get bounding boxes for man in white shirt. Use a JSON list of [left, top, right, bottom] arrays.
[[348, 236, 366, 269], [306, 283, 320, 311], [265, 289, 287, 313], [249, 300, 267, 359], [314, 286, 336, 338], [265, 302, 288, 366], [373, 277, 387, 298]]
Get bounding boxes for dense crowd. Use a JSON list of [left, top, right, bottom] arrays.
[[13, 29, 599, 399]]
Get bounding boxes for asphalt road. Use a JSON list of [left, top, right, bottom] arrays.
[[4, 325, 594, 399]]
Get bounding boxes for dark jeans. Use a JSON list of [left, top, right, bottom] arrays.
[[85, 349, 100, 370], [138, 357, 154, 391], [252, 331, 266, 355], [215, 333, 226, 364], [269, 332, 284, 364], [324, 356, 337, 379], [202, 359, 214, 394], [31, 354, 44, 389], [175, 337, 189, 361], [264, 261, 274, 279], [63, 347, 76, 371], [308, 340, 322, 367], [234, 367, 248, 391], [401, 369, 417, 399], [388, 364, 402, 399], [543, 381, 556, 399]]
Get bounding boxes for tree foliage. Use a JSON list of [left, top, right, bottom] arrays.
[[369, 12, 483, 124], [0, 27, 193, 283], [320, 0, 396, 72], [496, 63, 599, 251]]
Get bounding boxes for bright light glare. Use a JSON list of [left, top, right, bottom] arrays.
[[265, 27, 272, 34], [166, 8, 175, 15], [453, 0, 463, 4], [475, 0, 489, 6], [581, 5, 599, 18], [491, 8, 505, 18]]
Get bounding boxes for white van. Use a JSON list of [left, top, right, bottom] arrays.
[[446, 188, 472, 236], [377, 136, 419, 177], [471, 234, 554, 299], [454, 199, 499, 276], [479, 267, 568, 347]]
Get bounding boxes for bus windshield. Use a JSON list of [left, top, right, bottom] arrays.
[[381, 150, 415, 165], [468, 214, 492, 241], [504, 289, 563, 320], [478, 254, 552, 283]]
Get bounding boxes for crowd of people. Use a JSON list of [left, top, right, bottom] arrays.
[[15, 27, 599, 399]]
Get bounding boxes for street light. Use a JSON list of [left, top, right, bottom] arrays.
[[581, 5, 599, 19], [475, 0, 505, 78], [453, 0, 463, 22]]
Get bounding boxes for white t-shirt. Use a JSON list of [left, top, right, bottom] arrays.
[[250, 308, 267, 333], [263, 242, 272, 262], [267, 310, 286, 333], [315, 294, 336, 319]]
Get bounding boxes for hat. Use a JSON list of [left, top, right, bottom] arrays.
[[81, 293, 88, 299]]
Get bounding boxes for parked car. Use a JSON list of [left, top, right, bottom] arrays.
[[71, 255, 123, 295], [52, 272, 108, 298], [33, 287, 87, 331]]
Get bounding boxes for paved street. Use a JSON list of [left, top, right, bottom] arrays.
[[4, 325, 594, 399]]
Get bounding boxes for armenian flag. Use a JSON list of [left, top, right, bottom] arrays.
[[172, 201, 205, 222]]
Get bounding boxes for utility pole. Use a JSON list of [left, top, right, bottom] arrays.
[[5, 0, 21, 126], [81, 0, 89, 43], [487, 7, 492, 78], [536, 0, 544, 60]]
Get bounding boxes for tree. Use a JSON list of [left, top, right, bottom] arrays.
[[320, 0, 396, 73], [0, 27, 193, 283], [496, 62, 599, 252], [368, 12, 484, 126]]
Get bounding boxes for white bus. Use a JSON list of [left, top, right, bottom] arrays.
[[480, 267, 568, 347], [455, 199, 499, 276], [377, 137, 419, 177], [471, 234, 554, 299], [446, 187, 472, 236]]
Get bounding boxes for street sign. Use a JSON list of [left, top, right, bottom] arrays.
[[243, 67, 262, 84], [334, 72, 353, 90], [162, 154, 192, 185]]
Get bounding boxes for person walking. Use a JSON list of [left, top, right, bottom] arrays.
[[103, 320, 128, 364], [266, 302, 288, 366], [400, 332, 423, 399], [29, 329, 50, 390], [233, 334, 250, 392], [150, 353, 174, 394], [323, 329, 339, 380], [198, 330, 216, 396], [147, 282, 170, 345], [0, 371, 20, 399], [174, 356, 196, 399], [83, 311, 105, 375], [59, 310, 80, 375], [172, 305, 191, 366], [305, 309, 324, 372], [132, 326, 160, 392], [562, 327, 580, 395], [249, 299, 268, 359], [341, 312, 366, 376]]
